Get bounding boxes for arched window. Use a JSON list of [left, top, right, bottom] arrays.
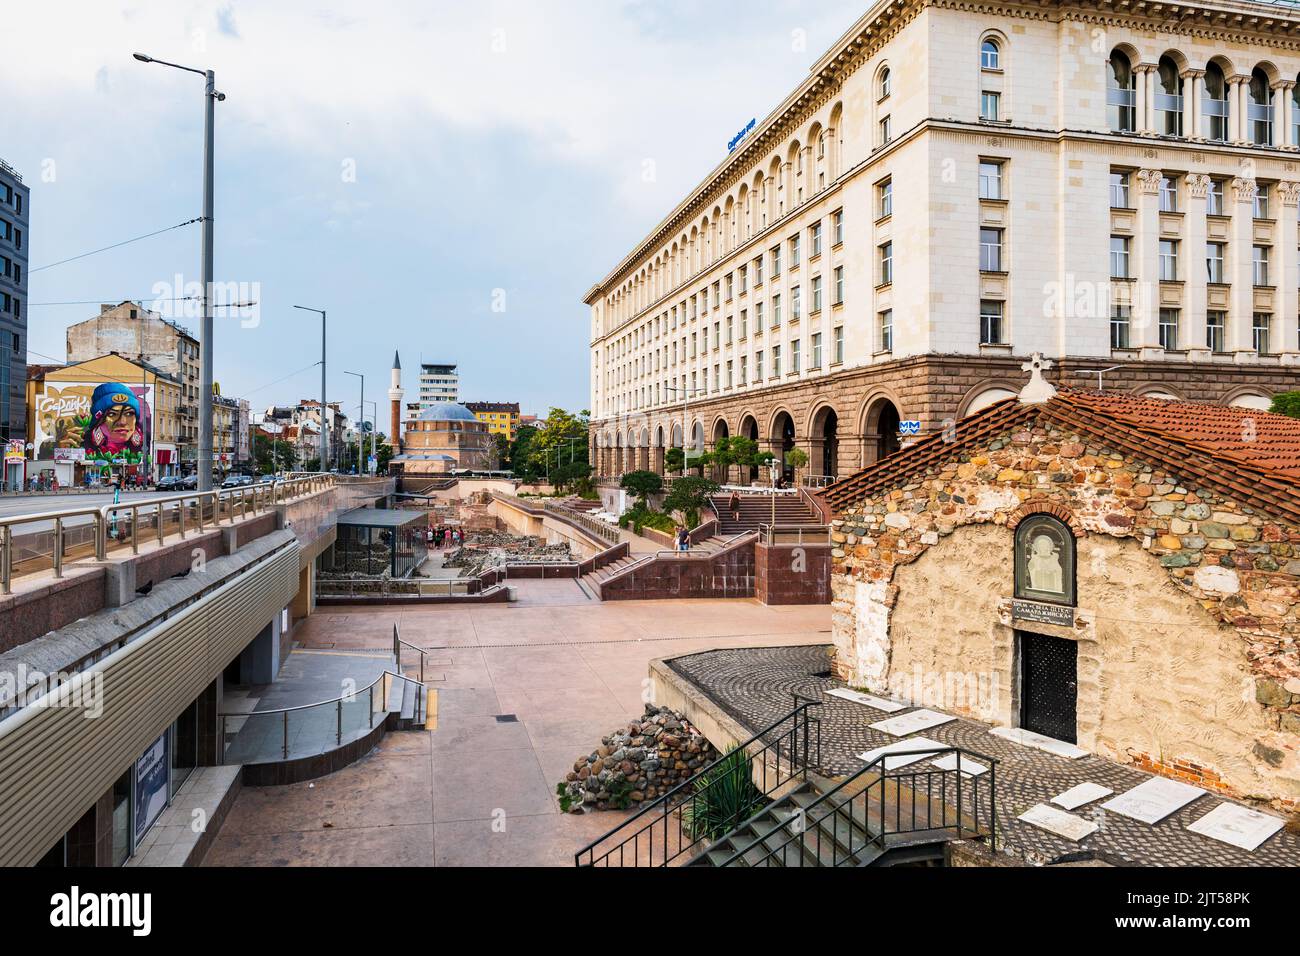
[[1107, 50, 1137, 132], [1203, 63, 1229, 142], [1248, 68, 1275, 145], [981, 39, 1000, 71], [878, 66, 891, 100], [1014, 515, 1076, 607], [1156, 56, 1183, 136]]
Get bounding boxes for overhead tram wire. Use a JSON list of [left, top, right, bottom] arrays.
[[28, 217, 205, 274]]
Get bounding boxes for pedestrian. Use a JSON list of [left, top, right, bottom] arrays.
[[728, 491, 741, 523], [676, 526, 690, 553], [444, 528, 453, 549]]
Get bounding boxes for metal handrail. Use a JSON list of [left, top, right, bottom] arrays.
[[717, 743, 999, 867], [0, 474, 343, 594], [217, 667, 424, 762], [393, 623, 427, 683], [574, 696, 822, 867], [757, 523, 830, 546]]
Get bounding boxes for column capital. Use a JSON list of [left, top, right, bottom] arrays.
[[1186, 173, 1212, 199], [1229, 176, 1258, 204], [1179, 68, 1205, 80], [1136, 168, 1164, 194], [1279, 181, 1300, 206], [1272, 79, 1297, 92]]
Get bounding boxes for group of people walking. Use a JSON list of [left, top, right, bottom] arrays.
[[426, 526, 463, 550]]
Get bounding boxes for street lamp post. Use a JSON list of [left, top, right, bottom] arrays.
[[294, 306, 328, 472], [663, 385, 706, 476], [133, 52, 225, 492], [345, 371, 364, 475]]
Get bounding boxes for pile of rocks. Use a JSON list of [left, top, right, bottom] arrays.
[[559, 705, 720, 812]]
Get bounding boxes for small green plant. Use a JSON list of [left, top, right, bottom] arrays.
[[680, 748, 763, 841], [556, 782, 576, 813]]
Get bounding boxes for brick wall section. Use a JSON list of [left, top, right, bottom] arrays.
[[831, 418, 1300, 804], [755, 542, 833, 605], [599, 541, 755, 600]]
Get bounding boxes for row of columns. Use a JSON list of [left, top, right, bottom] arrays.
[[1132, 170, 1300, 360], [594, 430, 883, 483], [1141, 67, 1298, 148]]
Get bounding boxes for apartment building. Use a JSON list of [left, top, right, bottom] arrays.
[[0, 158, 29, 490]]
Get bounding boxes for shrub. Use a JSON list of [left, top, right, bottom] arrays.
[[680, 748, 764, 841]]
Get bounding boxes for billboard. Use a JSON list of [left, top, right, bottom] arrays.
[[34, 381, 153, 467]]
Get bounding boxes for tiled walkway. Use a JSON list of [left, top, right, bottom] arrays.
[[666, 645, 1299, 867], [203, 580, 831, 866]]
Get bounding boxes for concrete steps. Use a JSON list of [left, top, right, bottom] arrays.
[[709, 495, 819, 536]]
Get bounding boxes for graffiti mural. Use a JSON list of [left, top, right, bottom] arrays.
[[34, 381, 152, 467]]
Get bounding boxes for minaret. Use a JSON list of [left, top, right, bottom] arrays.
[[388, 351, 405, 454]]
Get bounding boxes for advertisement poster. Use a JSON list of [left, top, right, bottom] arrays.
[[133, 733, 169, 845], [34, 381, 152, 467], [3, 440, 22, 462]]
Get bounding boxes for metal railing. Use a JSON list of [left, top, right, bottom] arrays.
[[542, 499, 620, 546], [0, 474, 341, 594], [394, 624, 427, 683], [757, 523, 830, 545], [799, 474, 836, 489], [717, 744, 998, 867], [574, 695, 822, 867], [217, 668, 424, 764]]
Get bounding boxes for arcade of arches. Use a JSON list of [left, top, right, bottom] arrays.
[[588, 354, 1296, 482]]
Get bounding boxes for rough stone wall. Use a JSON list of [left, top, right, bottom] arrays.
[[830, 419, 1300, 806]]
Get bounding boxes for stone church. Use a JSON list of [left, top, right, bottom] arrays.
[[826, 358, 1300, 809]]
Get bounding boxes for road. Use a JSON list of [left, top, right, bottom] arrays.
[[0, 491, 178, 535]]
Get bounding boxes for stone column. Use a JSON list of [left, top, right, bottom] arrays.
[[1137, 65, 1155, 134], [1230, 75, 1249, 143], [638, 444, 649, 471], [825, 126, 839, 180], [1229, 176, 1258, 360], [781, 162, 793, 215], [1278, 82, 1296, 149], [1185, 174, 1212, 361], [1279, 181, 1300, 364], [653, 445, 665, 475], [1183, 70, 1204, 139], [1135, 169, 1164, 357]]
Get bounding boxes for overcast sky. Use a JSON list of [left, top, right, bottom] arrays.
[[4, 0, 863, 423]]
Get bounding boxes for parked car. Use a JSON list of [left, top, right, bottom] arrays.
[[220, 474, 254, 489]]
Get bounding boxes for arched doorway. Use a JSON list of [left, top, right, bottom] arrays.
[[771, 411, 796, 484], [689, 422, 705, 474], [811, 406, 839, 480], [739, 414, 760, 483], [711, 419, 730, 483], [863, 398, 901, 465]]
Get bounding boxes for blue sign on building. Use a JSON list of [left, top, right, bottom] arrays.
[[899, 420, 922, 437], [728, 118, 757, 153]]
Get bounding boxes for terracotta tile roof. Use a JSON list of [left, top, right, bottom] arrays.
[[825, 389, 1300, 524]]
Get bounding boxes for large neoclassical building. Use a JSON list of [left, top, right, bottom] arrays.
[[585, 0, 1300, 485]]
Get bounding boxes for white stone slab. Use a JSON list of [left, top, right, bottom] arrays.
[[857, 736, 948, 770], [869, 709, 956, 737], [930, 753, 988, 777], [1101, 777, 1205, 825], [826, 687, 907, 713], [989, 726, 1088, 759], [1186, 803, 1285, 852], [1018, 803, 1099, 842], [1051, 783, 1113, 810]]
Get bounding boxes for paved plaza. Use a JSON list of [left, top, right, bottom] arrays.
[[203, 579, 831, 866], [666, 645, 1300, 867]]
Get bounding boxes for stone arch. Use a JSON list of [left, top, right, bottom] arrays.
[[958, 380, 1020, 417], [738, 412, 762, 483], [808, 402, 842, 481], [1131, 383, 1186, 402], [1224, 388, 1273, 411], [857, 389, 904, 467], [769, 409, 797, 484]]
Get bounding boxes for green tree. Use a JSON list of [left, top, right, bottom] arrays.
[[528, 408, 590, 481], [510, 425, 540, 481], [784, 448, 809, 486], [664, 447, 685, 475], [663, 475, 720, 530], [1270, 392, 1300, 419], [620, 469, 663, 506], [253, 434, 298, 474]]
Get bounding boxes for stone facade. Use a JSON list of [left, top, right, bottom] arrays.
[[830, 417, 1300, 808]]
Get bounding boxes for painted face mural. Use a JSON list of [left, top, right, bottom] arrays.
[[84, 383, 146, 462]]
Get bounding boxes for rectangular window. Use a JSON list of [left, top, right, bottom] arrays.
[[1206, 242, 1226, 283], [811, 275, 822, 313], [726, 316, 733, 344], [790, 235, 801, 268], [1110, 305, 1132, 349], [810, 222, 822, 258], [833, 326, 844, 364], [1253, 245, 1271, 286], [1254, 184, 1271, 220], [1110, 171, 1130, 208], [1207, 179, 1225, 216], [1110, 235, 1131, 279], [725, 273, 734, 301], [878, 179, 893, 218], [1159, 308, 1180, 350], [979, 161, 1003, 200], [980, 91, 1000, 121], [1253, 313, 1272, 354], [879, 114, 892, 146], [811, 332, 822, 369], [756, 301, 764, 328], [791, 339, 801, 374], [878, 310, 894, 352], [879, 242, 894, 284], [979, 228, 1003, 272], [755, 350, 764, 380], [740, 355, 748, 385], [772, 345, 782, 377], [792, 285, 802, 320], [980, 300, 1005, 345], [771, 245, 782, 277], [834, 265, 844, 305], [1206, 310, 1227, 352], [754, 256, 764, 286], [1159, 239, 1179, 281], [1159, 175, 1179, 212], [739, 309, 748, 338], [833, 209, 844, 245]]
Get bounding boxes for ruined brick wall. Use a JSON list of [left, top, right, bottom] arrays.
[[830, 419, 1300, 807]]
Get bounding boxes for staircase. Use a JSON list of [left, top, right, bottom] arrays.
[[577, 553, 645, 598], [385, 673, 428, 730], [709, 493, 821, 536]]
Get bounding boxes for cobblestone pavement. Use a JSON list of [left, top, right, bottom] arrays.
[[667, 645, 1300, 867]]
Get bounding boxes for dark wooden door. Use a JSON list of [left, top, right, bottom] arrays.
[[1019, 631, 1078, 744]]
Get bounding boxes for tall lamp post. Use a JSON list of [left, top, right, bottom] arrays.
[[133, 52, 224, 492], [294, 306, 328, 472], [357, 399, 378, 474], [344, 370, 364, 475], [663, 384, 706, 476]]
